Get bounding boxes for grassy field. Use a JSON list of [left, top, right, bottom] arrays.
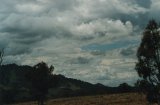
[[13, 93, 154, 105]]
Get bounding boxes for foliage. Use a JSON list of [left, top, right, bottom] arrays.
[[0, 48, 4, 65], [136, 20, 160, 103], [0, 63, 54, 104], [0, 64, 33, 104], [26, 62, 54, 105]]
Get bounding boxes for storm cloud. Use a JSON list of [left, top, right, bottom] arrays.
[[0, 0, 159, 86]]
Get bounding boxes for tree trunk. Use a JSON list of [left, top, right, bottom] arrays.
[[37, 101, 39, 105], [157, 94, 160, 105], [158, 100, 160, 105], [38, 100, 44, 105]]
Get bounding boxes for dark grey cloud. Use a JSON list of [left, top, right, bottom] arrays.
[[90, 50, 106, 56], [70, 57, 92, 64], [120, 48, 135, 57], [120, 45, 137, 58], [134, 0, 151, 8]]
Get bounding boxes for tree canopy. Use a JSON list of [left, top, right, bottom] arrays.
[[26, 62, 54, 105], [136, 20, 160, 103], [0, 49, 4, 65]]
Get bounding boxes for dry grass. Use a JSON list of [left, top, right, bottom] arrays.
[[13, 93, 156, 105]]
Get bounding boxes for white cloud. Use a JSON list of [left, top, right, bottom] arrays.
[[16, 4, 44, 13], [70, 19, 133, 38]]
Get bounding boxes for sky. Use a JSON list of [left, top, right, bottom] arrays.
[[0, 0, 160, 86]]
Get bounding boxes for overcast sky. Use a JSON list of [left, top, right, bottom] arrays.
[[0, 0, 160, 86]]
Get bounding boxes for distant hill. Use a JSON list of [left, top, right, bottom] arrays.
[[0, 64, 137, 103], [49, 74, 137, 98]]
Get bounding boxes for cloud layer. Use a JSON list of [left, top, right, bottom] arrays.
[[0, 0, 159, 86]]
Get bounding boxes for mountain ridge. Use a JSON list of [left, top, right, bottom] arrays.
[[0, 64, 137, 103]]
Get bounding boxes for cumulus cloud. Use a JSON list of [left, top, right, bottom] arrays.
[[0, 0, 159, 86]]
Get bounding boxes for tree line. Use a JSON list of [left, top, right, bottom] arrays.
[[0, 62, 54, 105]]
